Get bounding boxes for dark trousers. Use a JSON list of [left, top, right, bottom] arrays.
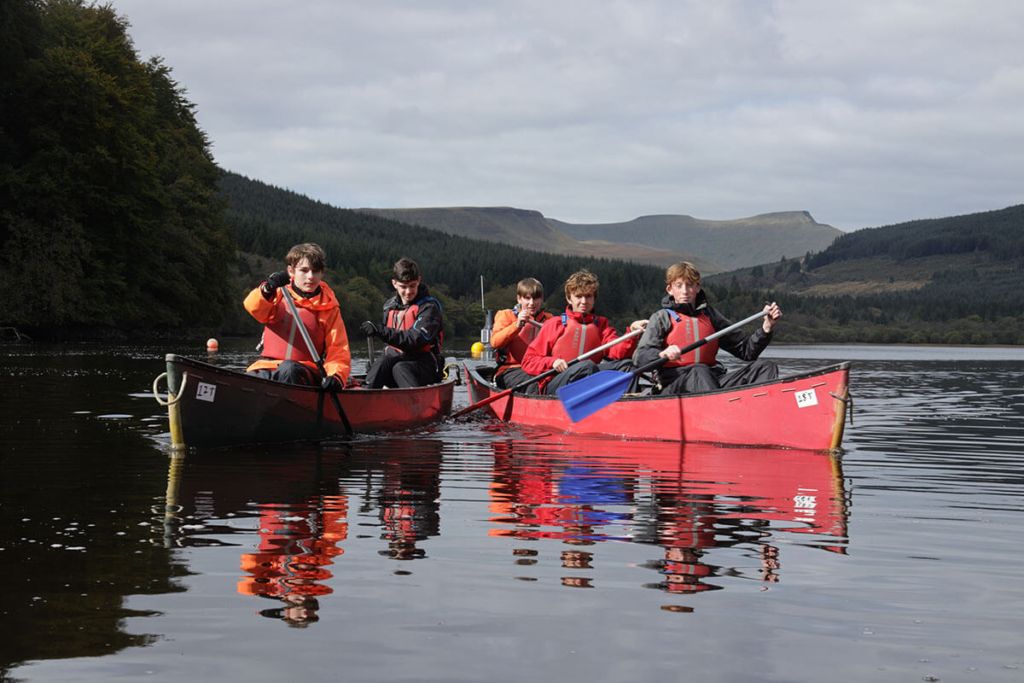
[[542, 358, 639, 395], [365, 352, 440, 388], [659, 358, 779, 395], [247, 360, 319, 386], [495, 366, 536, 392]]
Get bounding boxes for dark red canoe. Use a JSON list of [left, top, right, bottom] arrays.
[[155, 354, 455, 448], [464, 362, 851, 450]]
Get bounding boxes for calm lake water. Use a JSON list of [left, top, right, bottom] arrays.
[[2, 339, 1023, 683]]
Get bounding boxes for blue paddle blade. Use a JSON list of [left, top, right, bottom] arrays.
[[556, 370, 635, 423]]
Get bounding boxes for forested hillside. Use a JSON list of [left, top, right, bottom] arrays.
[[2, 0, 1021, 346], [0, 0, 233, 336], [705, 205, 1024, 344], [222, 173, 665, 338]]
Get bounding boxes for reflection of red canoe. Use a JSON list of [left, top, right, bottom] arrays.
[[465, 362, 851, 450], [488, 437, 848, 552], [158, 354, 454, 448]]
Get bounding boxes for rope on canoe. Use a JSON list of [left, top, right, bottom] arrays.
[[153, 371, 187, 406], [442, 363, 461, 384]]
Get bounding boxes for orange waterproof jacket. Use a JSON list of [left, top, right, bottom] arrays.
[[244, 282, 351, 383], [490, 308, 555, 377]]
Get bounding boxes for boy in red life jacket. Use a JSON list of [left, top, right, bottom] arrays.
[[360, 258, 444, 388], [490, 277, 555, 389], [633, 261, 782, 395], [520, 269, 647, 395], [244, 243, 351, 389]]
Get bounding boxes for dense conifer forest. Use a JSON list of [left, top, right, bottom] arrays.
[[2, 0, 1021, 345], [1, 0, 234, 336], [222, 173, 664, 339]]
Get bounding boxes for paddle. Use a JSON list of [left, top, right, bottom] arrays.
[[557, 309, 771, 423], [451, 327, 644, 419], [279, 284, 353, 435]]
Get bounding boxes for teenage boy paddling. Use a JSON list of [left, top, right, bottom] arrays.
[[244, 243, 351, 389], [361, 258, 444, 388], [520, 269, 646, 395], [633, 261, 782, 394]]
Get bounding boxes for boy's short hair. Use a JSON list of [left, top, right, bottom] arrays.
[[392, 257, 420, 283], [665, 261, 702, 285], [286, 243, 326, 271], [564, 269, 599, 297], [517, 277, 544, 299]]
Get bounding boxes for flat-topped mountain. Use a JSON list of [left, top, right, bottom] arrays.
[[552, 211, 843, 271], [357, 207, 841, 273]]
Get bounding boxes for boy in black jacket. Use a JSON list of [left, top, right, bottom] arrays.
[[633, 261, 782, 394], [361, 258, 444, 388]]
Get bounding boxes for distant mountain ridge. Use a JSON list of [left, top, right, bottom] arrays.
[[552, 211, 843, 270], [356, 207, 717, 273], [357, 206, 841, 273]]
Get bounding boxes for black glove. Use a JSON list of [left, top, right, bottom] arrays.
[[321, 375, 344, 392], [360, 321, 380, 337], [265, 270, 291, 292]]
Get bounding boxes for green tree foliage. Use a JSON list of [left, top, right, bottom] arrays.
[[222, 173, 665, 336], [0, 0, 232, 335], [806, 205, 1024, 268]]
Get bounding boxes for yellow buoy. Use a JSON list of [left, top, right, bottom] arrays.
[[471, 341, 485, 357]]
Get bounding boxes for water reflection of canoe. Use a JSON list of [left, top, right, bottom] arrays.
[[156, 354, 455, 448], [489, 437, 848, 552], [465, 362, 851, 450], [488, 438, 849, 592]]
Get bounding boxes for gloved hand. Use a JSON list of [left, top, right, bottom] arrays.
[[360, 321, 380, 337], [265, 270, 291, 292], [321, 375, 344, 392]]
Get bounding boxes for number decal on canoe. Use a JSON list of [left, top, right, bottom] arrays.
[[196, 382, 217, 403], [794, 389, 817, 408]]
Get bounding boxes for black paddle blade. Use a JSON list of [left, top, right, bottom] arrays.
[[556, 370, 634, 423]]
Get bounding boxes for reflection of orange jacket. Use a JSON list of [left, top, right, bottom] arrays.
[[491, 309, 554, 377], [236, 497, 348, 598], [244, 282, 351, 382]]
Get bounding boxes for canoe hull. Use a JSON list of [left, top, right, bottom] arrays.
[[164, 354, 454, 448], [465, 362, 850, 450]]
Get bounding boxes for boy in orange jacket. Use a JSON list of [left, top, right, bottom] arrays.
[[490, 277, 555, 389], [244, 243, 351, 389]]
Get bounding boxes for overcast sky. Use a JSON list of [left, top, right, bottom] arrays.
[[112, 0, 1023, 231]]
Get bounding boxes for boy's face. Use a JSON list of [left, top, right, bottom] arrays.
[[288, 258, 323, 294], [667, 278, 701, 305], [516, 293, 543, 316], [566, 289, 596, 314], [392, 277, 421, 304]]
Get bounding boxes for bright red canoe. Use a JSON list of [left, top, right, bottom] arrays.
[[155, 354, 455, 448], [464, 362, 851, 450]]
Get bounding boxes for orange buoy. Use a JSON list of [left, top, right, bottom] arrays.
[[206, 338, 219, 351]]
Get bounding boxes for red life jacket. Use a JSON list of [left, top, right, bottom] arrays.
[[386, 299, 442, 355], [662, 309, 718, 367], [500, 308, 551, 365], [261, 292, 324, 363], [550, 312, 603, 360]]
